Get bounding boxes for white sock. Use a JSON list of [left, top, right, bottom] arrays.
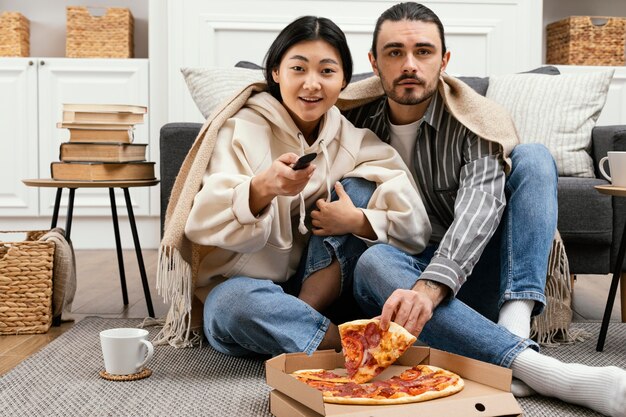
[[498, 299, 534, 339], [510, 377, 536, 397], [511, 348, 626, 417]]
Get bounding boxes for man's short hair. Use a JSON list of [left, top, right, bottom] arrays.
[[371, 2, 447, 58]]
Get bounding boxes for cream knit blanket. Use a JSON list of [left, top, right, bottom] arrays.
[[154, 74, 570, 347]]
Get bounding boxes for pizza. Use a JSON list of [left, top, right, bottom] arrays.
[[338, 319, 416, 383], [292, 364, 464, 405]]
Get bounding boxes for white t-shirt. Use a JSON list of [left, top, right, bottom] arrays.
[[389, 120, 420, 179]]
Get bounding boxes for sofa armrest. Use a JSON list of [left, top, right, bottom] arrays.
[[160, 122, 203, 235], [591, 126, 626, 177]]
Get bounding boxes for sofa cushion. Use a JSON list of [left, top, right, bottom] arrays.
[[181, 67, 265, 119], [456, 66, 561, 97], [557, 176, 613, 245], [486, 70, 614, 178]]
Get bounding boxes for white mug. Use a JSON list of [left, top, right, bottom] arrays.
[[100, 328, 154, 375], [599, 151, 626, 187]]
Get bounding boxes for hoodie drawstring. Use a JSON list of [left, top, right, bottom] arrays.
[[297, 134, 308, 234], [296, 138, 333, 235]]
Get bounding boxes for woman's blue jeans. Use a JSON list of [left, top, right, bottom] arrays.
[[203, 177, 374, 356]]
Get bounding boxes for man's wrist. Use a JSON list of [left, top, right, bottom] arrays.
[[412, 279, 450, 306]]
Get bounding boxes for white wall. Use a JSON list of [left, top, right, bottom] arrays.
[[159, 0, 544, 123]]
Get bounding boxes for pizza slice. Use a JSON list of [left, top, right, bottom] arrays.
[[338, 318, 417, 384]]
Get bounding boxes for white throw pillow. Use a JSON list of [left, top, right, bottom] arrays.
[[181, 67, 264, 119], [486, 70, 613, 177]]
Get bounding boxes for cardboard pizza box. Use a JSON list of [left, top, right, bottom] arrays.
[[266, 347, 523, 417]]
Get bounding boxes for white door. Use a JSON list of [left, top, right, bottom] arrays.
[[37, 58, 151, 217], [0, 58, 39, 216]]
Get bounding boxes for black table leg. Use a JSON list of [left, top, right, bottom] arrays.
[[109, 188, 129, 306], [123, 188, 155, 318], [51, 188, 63, 229], [597, 219, 626, 351], [51, 188, 63, 327], [65, 188, 76, 241]]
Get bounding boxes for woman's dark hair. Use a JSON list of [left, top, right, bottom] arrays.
[[264, 16, 353, 101], [371, 2, 446, 59]]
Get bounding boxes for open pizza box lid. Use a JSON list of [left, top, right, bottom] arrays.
[[265, 346, 522, 417]]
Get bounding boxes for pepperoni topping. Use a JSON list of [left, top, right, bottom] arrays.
[[399, 368, 423, 381], [364, 322, 381, 347]]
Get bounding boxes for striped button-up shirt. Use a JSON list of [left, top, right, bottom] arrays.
[[343, 92, 506, 294]]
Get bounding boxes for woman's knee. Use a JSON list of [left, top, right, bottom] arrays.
[[204, 277, 269, 331], [335, 177, 376, 208]]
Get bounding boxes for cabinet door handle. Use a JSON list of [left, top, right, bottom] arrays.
[[29, 60, 34, 66], [40, 61, 45, 66]]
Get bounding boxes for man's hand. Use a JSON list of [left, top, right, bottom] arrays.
[[379, 280, 449, 337], [310, 181, 375, 239]]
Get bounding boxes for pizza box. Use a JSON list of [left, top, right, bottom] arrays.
[[266, 346, 523, 417]]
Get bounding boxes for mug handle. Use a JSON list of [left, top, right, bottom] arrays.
[[137, 339, 154, 369], [599, 156, 612, 182]]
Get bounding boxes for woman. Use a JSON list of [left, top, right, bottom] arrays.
[[184, 16, 430, 356]]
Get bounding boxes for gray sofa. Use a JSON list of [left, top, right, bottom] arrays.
[[159, 74, 626, 288]]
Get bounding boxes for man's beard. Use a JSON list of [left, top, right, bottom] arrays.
[[382, 73, 438, 106]]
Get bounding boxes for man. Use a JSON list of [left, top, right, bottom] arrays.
[[344, 2, 556, 342], [337, 3, 626, 415]]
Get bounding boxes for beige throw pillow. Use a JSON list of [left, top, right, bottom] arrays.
[[486, 70, 613, 177], [181, 67, 264, 119]]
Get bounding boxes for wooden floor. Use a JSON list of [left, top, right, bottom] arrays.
[[0, 250, 622, 376]]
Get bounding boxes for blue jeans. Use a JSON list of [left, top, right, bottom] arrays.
[[203, 178, 374, 356], [353, 244, 539, 367], [456, 143, 558, 321]]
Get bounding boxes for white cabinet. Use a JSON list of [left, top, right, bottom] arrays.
[[0, 59, 39, 216], [0, 58, 156, 249]]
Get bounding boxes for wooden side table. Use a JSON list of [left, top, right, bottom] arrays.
[[594, 185, 626, 351], [22, 179, 159, 320]]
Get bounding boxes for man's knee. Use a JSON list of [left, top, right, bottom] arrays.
[[335, 177, 376, 208], [510, 143, 557, 182]]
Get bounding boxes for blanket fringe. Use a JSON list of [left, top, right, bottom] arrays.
[[530, 233, 590, 346], [151, 245, 202, 348]]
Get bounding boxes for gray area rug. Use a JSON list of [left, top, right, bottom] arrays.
[[0, 317, 624, 416]]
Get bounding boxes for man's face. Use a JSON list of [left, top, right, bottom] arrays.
[[369, 19, 450, 106]]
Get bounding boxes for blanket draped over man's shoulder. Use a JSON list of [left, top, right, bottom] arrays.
[[154, 74, 572, 348]]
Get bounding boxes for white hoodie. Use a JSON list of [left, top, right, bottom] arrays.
[[185, 92, 431, 286]]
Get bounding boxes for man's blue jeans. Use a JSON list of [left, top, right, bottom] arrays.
[[456, 143, 558, 321], [353, 143, 554, 365], [202, 177, 374, 356]]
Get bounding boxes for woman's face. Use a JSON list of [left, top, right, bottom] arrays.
[[272, 39, 346, 139]]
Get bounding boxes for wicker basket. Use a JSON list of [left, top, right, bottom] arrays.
[[546, 16, 626, 66], [0, 12, 30, 57], [0, 231, 54, 335], [66, 6, 134, 58]]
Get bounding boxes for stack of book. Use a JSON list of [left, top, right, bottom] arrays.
[[52, 104, 155, 181]]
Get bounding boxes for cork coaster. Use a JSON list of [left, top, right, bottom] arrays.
[[99, 368, 152, 381]]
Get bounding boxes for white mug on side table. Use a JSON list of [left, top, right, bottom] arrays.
[[599, 151, 626, 188], [100, 328, 154, 375]]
